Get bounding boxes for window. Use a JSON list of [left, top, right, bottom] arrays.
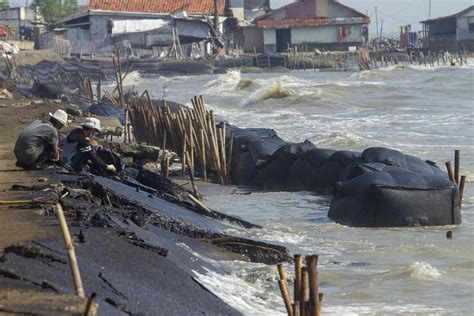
[[469, 17, 474, 33], [469, 23, 474, 32]]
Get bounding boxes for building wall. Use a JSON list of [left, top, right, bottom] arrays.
[[262, 23, 363, 53], [243, 26, 263, 52], [291, 24, 362, 44], [0, 7, 36, 29], [229, 0, 244, 22], [457, 8, 474, 41], [327, 1, 360, 18], [263, 28, 276, 44]]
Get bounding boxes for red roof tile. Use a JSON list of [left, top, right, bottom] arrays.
[[256, 17, 370, 28], [89, 0, 225, 15]]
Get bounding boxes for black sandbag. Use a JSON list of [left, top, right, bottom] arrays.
[[32, 82, 71, 100], [87, 103, 126, 123], [361, 147, 407, 168], [329, 150, 361, 166], [287, 158, 316, 191], [329, 164, 460, 227], [232, 152, 257, 184], [311, 161, 346, 194], [327, 196, 370, 227], [230, 128, 286, 185], [254, 141, 316, 189], [405, 155, 446, 178], [247, 138, 287, 163], [303, 148, 336, 168]]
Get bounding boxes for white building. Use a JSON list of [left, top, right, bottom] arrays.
[[255, 0, 370, 53]]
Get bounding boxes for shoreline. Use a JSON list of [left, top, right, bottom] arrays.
[[0, 96, 289, 314]]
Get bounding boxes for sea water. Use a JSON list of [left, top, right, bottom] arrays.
[[125, 63, 474, 315]]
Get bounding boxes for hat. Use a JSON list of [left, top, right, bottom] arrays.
[[49, 109, 68, 126], [81, 117, 102, 132]]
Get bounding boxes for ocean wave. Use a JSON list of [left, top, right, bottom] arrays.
[[371, 261, 442, 282], [204, 69, 243, 94], [121, 70, 142, 86], [325, 303, 446, 315], [242, 84, 295, 105], [193, 267, 286, 316], [316, 132, 367, 149], [409, 261, 442, 280]]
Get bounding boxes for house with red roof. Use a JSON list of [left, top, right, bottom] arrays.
[[254, 0, 370, 53], [52, 0, 229, 55]]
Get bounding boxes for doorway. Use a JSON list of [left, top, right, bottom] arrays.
[[276, 29, 291, 52]]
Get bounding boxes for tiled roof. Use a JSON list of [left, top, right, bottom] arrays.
[[256, 17, 370, 28], [89, 0, 225, 15]]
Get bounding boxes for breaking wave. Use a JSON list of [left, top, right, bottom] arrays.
[[408, 261, 442, 281], [121, 70, 142, 86], [243, 84, 295, 105], [204, 69, 242, 93], [316, 131, 367, 149]]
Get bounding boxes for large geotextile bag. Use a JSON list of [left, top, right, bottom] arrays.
[[230, 128, 286, 184], [328, 151, 461, 227]]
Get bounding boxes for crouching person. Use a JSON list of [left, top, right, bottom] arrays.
[[60, 117, 117, 175], [14, 109, 68, 170]]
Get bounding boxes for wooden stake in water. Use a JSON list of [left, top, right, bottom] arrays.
[[445, 161, 455, 182], [294, 254, 303, 305], [459, 175, 467, 208], [306, 255, 319, 316], [454, 150, 460, 184], [278, 279, 294, 316]]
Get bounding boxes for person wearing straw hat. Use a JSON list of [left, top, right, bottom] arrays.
[[14, 109, 68, 170], [60, 117, 117, 174]]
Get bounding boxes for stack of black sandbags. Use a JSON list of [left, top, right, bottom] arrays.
[[229, 127, 460, 227]]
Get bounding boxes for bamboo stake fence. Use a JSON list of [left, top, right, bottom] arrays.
[[277, 254, 323, 316], [129, 94, 233, 185]]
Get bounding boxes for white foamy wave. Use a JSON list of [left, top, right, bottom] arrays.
[[193, 267, 286, 316], [121, 70, 142, 86], [409, 262, 442, 281], [242, 84, 295, 105], [325, 303, 446, 315], [316, 132, 367, 149], [261, 74, 314, 88], [204, 69, 243, 94]]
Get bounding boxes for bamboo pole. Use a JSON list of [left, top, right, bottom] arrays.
[[0, 200, 56, 205], [277, 263, 287, 281], [278, 279, 294, 316], [226, 131, 234, 184], [301, 267, 309, 316], [454, 150, 460, 184], [459, 175, 467, 208], [84, 292, 97, 316], [294, 254, 302, 306], [56, 203, 85, 298], [188, 193, 211, 213], [316, 293, 324, 316], [187, 165, 199, 199], [306, 255, 319, 316], [293, 302, 300, 316], [445, 161, 455, 182], [200, 128, 207, 182], [161, 130, 167, 175]]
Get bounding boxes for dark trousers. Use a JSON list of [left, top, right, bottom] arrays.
[[16, 151, 54, 170]]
